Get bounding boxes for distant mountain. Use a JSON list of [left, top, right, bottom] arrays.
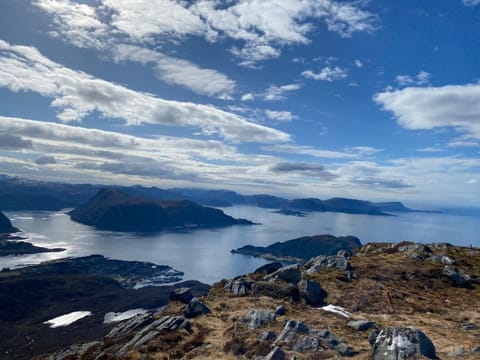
[[232, 234, 362, 261], [0, 174, 430, 216], [69, 189, 253, 232], [0, 211, 18, 234]]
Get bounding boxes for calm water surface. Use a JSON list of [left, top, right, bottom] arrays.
[[3, 206, 479, 284]]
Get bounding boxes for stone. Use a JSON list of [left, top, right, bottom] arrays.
[[119, 316, 191, 354], [461, 322, 479, 330], [44, 342, 99, 360], [371, 327, 436, 360], [428, 254, 455, 265], [369, 330, 380, 346], [240, 309, 276, 329], [472, 345, 480, 353], [448, 348, 465, 357], [443, 265, 472, 287], [254, 262, 283, 275], [183, 297, 211, 318], [337, 249, 353, 259], [169, 287, 193, 304], [275, 319, 309, 344], [298, 279, 327, 305], [264, 346, 285, 360], [348, 320, 376, 332], [224, 278, 256, 296], [275, 305, 286, 316], [293, 335, 321, 352], [259, 331, 277, 342], [312, 329, 354, 356], [264, 264, 302, 284], [305, 255, 351, 272]]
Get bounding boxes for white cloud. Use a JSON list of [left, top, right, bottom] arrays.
[[264, 110, 296, 122], [35, 0, 377, 67], [262, 83, 302, 101], [0, 40, 289, 143], [302, 66, 348, 82], [241, 93, 255, 101], [354, 59, 363, 68], [374, 84, 480, 139], [112, 44, 235, 98], [395, 71, 431, 87], [417, 147, 445, 153], [463, 0, 480, 6]]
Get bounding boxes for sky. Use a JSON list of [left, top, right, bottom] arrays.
[[0, 0, 479, 206]]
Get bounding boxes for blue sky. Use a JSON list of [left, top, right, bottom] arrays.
[[0, 0, 479, 206]]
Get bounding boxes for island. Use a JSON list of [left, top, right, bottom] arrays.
[[68, 188, 253, 232], [232, 234, 362, 262]]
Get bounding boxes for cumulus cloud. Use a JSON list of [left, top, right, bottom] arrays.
[[264, 110, 296, 122], [0, 40, 289, 143], [34, 0, 377, 67], [395, 71, 431, 87], [302, 66, 348, 81], [262, 84, 302, 101], [374, 83, 480, 139], [0, 134, 33, 150]]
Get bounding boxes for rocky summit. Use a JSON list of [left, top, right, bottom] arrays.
[[36, 241, 480, 359]]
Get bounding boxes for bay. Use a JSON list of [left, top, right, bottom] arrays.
[[2, 206, 479, 284]]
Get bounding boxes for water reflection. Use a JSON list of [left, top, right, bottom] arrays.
[[3, 207, 480, 284]]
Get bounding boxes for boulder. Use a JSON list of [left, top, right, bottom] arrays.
[[254, 262, 283, 275], [183, 297, 211, 318], [428, 254, 455, 265], [240, 309, 276, 329], [264, 346, 286, 360], [448, 348, 465, 357], [443, 265, 472, 287], [472, 345, 480, 353], [224, 278, 256, 296], [461, 322, 479, 330], [264, 264, 301, 284], [259, 331, 277, 342], [311, 329, 354, 356], [371, 327, 437, 360], [305, 255, 351, 273], [298, 279, 327, 305], [275, 319, 309, 344], [337, 249, 353, 259], [348, 320, 376, 332], [293, 335, 321, 352], [275, 305, 286, 316], [169, 287, 193, 304]]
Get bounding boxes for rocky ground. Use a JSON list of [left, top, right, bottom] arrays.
[[37, 241, 480, 359]]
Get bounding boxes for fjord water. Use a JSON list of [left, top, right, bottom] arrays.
[[3, 206, 480, 284]]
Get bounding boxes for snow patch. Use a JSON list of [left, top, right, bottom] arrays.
[[319, 304, 352, 318], [103, 309, 148, 323], [44, 311, 92, 328]]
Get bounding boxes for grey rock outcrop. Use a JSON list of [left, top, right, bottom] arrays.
[[264, 264, 301, 284], [254, 262, 283, 275], [170, 287, 193, 304], [275, 305, 286, 315], [428, 254, 455, 265], [275, 319, 310, 344], [298, 279, 327, 305], [183, 297, 211, 318], [240, 309, 276, 329], [293, 335, 321, 352], [371, 327, 437, 360], [259, 331, 277, 342], [305, 255, 351, 272], [119, 315, 191, 354], [312, 329, 354, 356], [224, 278, 256, 296], [443, 265, 472, 287], [398, 244, 433, 260], [348, 320, 376, 331]]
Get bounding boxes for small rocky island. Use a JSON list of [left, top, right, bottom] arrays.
[[232, 234, 362, 262], [69, 188, 253, 232]]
